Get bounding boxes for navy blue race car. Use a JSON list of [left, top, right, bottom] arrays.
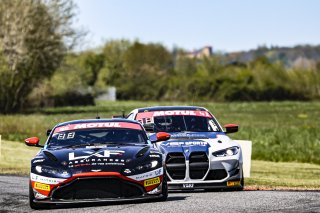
[[25, 119, 169, 209], [127, 106, 244, 191]]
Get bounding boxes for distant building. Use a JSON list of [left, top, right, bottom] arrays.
[[96, 87, 117, 101], [184, 46, 213, 59]]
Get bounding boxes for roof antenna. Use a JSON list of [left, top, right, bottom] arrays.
[[122, 110, 125, 118], [192, 88, 196, 105], [96, 111, 100, 119]]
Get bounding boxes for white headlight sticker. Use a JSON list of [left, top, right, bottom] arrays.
[[30, 173, 66, 184], [127, 167, 163, 181]]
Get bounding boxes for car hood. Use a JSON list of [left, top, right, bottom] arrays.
[[153, 131, 240, 158], [34, 144, 154, 175]]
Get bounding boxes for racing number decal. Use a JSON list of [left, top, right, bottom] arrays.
[[57, 132, 75, 140], [144, 177, 160, 187], [183, 183, 194, 188]]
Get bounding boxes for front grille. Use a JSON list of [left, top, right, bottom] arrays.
[[52, 177, 143, 200], [166, 153, 186, 180], [189, 152, 209, 179], [205, 169, 228, 180]]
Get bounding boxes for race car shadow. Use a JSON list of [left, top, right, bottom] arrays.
[[170, 188, 243, 193], [164, 195, 189, 202], [46, 195, 188, 210]]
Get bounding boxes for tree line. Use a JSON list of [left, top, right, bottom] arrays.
[[1, 1, 320, 114], [29, 40, 320, 108]]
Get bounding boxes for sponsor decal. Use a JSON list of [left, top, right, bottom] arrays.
[[127, 167, 163, 181], [69, 150, 125, 161], [68, 158, 125, 167], [144, 177, 160, 187], [30, 173, 66, 184], [57, 132, 75, 140], [85, 145, 108, 149], [34, 182, 50, 191], [137, 117, 153, 124], [32, 158, 45, 163], [183, 183, 194, 188], [68, 150, 126, 167], [34, 191, 48, 199], [149, 154, 161, 158], [136, 110, 212, 120], [147, 185, 162, 194], [170, 133, 211, 139], [123, 169, 132, 174], [54, 122, 142, 133], [227, 180, 241, 187], [164, 141, 208, 146]]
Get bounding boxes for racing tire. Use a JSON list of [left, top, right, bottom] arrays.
[[29, 182, 48, 210], [236, 170, 245, 191], [157, 174, 168, 201]]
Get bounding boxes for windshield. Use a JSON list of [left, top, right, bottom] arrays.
[[153, 115, 220, 132], [47, 128, 148, 148]]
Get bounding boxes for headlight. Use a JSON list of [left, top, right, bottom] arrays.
[[213, 146, 239, 157], [122, 160, 160, 175], [34, 165, 70, 177], [136, 160, 159, 170]]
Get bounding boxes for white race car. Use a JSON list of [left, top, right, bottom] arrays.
[[127, 106, 244, 190]]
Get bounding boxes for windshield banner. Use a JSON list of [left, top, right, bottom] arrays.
[[136, 110, 213, 120], [54, 122, 142, 133]]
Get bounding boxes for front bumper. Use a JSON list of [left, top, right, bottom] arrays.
[[31, 170, 165, 203], [167, 172, 242, 190], [166, 152, 243, 190], [33, 193, 165, 204]]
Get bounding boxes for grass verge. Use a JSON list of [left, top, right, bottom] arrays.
[[1, 101, 320, 164], [0, 140, 39, 175], [0, 140, 319, 189], [248, 160, 320, 190]]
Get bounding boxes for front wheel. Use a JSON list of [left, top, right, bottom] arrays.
[[157, 174, 168, 201], [236, 170, 245, 191], [29, 181, 48, 209]]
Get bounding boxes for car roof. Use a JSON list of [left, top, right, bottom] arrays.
[[136, 106, 208, 113], [55, 118, 140, 128]]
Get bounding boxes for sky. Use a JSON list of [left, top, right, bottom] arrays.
[[74, 0, 320, 52]]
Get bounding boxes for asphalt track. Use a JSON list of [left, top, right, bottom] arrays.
[[0, 175, 319, 213]]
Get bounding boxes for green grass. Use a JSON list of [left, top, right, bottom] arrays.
[[0, 140, 39, 175], [1, 140, 319, 189], [0, 101, 320, 164], [248, 160, 320, 189]]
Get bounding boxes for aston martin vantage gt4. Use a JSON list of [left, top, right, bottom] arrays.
[[25, 119, 169, 209]]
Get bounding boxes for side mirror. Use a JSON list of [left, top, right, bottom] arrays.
[[224, 124, 239, 134], [155, 132, 170, 142], [25, 137, 40, 146], [143, 123, 155, 132], [46, 129, 51, 136], [112, 115, 124, 118]]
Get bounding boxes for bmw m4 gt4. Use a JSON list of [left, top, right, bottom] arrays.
[[127, 106, 244, 191], [25, 119, 169, 209]]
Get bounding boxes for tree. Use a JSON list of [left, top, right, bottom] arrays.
[[118, 41, 173, 99], [102, 39, 132, 86], [0, 0, 80, 113]]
